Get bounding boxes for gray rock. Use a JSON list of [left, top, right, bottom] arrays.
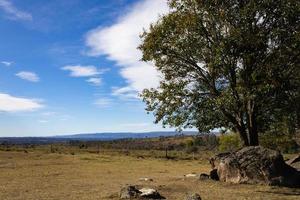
[[139, 188, 165, 199], [119, 185, 141, 199], [185, 193, 201, 200], [199, 173, 209, 180], [210, 146, 300, 187], [119, 186, 165, 199]]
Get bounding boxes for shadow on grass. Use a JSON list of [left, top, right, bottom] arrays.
[[256, 189, 300, 196]]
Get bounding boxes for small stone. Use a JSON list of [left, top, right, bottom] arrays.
[[139, 177, 154, 182], [199, 173, 209, 180], [185, 193, 201, 200], [184, 173, 198, 178]]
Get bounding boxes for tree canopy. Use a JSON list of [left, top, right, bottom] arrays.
[[139, 0, 300, 146]]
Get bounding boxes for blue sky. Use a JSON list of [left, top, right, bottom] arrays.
[[0, 0, 174, 136]]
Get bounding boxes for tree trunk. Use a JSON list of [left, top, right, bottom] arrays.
[[236, 124, 250, 146], [248, 113, 259, 146], [246, 100, 259, 146]]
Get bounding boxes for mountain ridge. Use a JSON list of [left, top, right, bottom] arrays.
[[0, 131, 198, 144]]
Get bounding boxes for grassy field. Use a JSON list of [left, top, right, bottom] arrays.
[[0, 150, 300, 200]]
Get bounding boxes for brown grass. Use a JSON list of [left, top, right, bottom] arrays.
[[0, 150, 299, 200]]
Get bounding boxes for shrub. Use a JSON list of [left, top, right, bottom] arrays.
[[260, 133, 299, 153], [186, 145, 198, 154], [218, 133, 242, 152]]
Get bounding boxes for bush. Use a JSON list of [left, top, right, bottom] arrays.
[[218, 133, 241, 152], [186, 145, 198, 154], [260, 133, 299, 153]]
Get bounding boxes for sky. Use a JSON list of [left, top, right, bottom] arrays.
[[0, 0, 174, 137]]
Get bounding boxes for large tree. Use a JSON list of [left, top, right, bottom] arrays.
[[139, 0, 300, 146]]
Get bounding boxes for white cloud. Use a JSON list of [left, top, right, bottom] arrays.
[[86, 77, 102, 86], [1, 61, 13, 66], [112, 86, 139, 99], [0, 93, 43, 112], [62, 65, 101, 77], [62, 65, 108, 87], [16, 71, 40, 82], [85, 0, 168, 96], [0, 0, 32, 21], [94, 98, 113, 108]]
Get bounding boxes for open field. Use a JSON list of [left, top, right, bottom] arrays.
[[0, 150, 300, 200]]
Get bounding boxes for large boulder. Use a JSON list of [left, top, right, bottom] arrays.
[[210, 146, 300, 187]]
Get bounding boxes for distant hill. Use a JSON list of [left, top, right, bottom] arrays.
[[0, 131, 198, 144], [53, 131, 198, 140]]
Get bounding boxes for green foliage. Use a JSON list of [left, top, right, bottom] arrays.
[[260, 115, 299, 153], [218, 133, 242, 152], [140, 0, 300, 146], [186, 145, 198, 154], [260, 133, 298, 153]]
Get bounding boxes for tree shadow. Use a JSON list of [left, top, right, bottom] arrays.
[[256, 189, 300, 196]]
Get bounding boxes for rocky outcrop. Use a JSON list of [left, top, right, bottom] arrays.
[[210, 146, 300, 187]]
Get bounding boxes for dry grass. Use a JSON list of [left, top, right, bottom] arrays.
[[0, 150, 299, 200]]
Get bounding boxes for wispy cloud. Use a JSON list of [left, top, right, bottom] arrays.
[[94, 98, 113, 108], [16, 71, 40, 82], [112, 86, 139, 99], [86, 77, 102, 86], [62, 65, 108, 87], [62, 65, 101, 77], [0, 0, 32, 21], [1, 61, 13, 66], [0, 93, 43, 112], [85, 0, 168, 97]]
